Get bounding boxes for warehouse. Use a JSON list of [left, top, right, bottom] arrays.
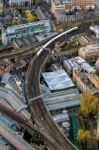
[[63, 57, 85, 75], [41, 83, 80, 111], [42, 69, 75, 92]]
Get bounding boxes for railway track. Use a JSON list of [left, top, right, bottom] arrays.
[[0, 18, 99, 61], [0, 122, 35, 150], [0, 33, 57, 60], [0, 14, 98, 150], [25, 22, 99, 149], [25, 49, 78, 150], [0, 103, 57, 150]]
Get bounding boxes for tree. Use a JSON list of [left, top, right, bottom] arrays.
[[12, 19, 21, 25], [77, 129, 91, 142], [24, 10, 37, 23], [80, 91, 98, 117]]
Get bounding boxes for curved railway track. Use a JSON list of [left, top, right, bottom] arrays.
[[25, 22, 98, 150], [25, 49, 77, 150]]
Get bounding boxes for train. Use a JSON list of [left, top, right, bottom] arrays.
[[37, 26, 78, 56]]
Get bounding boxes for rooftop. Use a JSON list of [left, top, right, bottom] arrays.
[[90, 25, 99, 34], [6, 20, 51, 33], [82, 44, 99, 52], [63, 57, 96, 74], [95, 59, 99, 70], [41, 84, 80, 110], [54, 0, 71, 5], [42, 69, 74, 91], [0, 86, 31, 120]]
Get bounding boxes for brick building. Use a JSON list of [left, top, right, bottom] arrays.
[[0, 0, 3, 14]]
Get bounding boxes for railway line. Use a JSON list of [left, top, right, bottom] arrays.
[[0, 123, 35, 150], [0, 18, 99, 149], [25, 22, 95, 149], [25, 29, 81, 150], [0, 103, 57, 150], [0, 33, 57, 60], [25, 50, 77, 149], [0, 18, 99, 61]]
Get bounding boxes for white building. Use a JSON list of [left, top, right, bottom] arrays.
[[2, 20, 52, 46]]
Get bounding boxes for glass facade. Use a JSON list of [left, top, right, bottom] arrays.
[[2, 20, 52, 45]]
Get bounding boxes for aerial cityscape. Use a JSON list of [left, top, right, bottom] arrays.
[[0, 0, 99, 150]]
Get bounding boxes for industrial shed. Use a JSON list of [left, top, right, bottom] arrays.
[[42, 69, 74, 92]]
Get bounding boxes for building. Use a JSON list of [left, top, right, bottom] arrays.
[[78, 35, 90, 46], [36, 5, 51, 20], [73, 66, 98, 93], [79, 44, 99, 61], [74, 0, 96, 10], [51, 0, 74, 14], [90, 25, 99, 39], [88, 74, 99, 89], [95, 59, 99, 70], [63, 56, 96, 75], [51, 0, 95, 13], [51, 0, 81, 23], [12, 36, 38, 49], [63, 57, 98, 93], [41, 84, 80, 111], [8, 0, 34, 7], [2, 20, 52, 46], [41, 69, 80, 110], [51, 0, 96, 13], [51, 0, 95, 22], [36, 6, 47, 20], [0, 0, 3, 14], [73, 69, 95, 92], [42, 69, 75, 92], [0, 59, 13, 77], [0, 86, 31, 120], [63, 57, 86, 75]]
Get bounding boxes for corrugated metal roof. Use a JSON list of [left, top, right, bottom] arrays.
[[0, 86, 31, 120], [42, 69, 74, 91]]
